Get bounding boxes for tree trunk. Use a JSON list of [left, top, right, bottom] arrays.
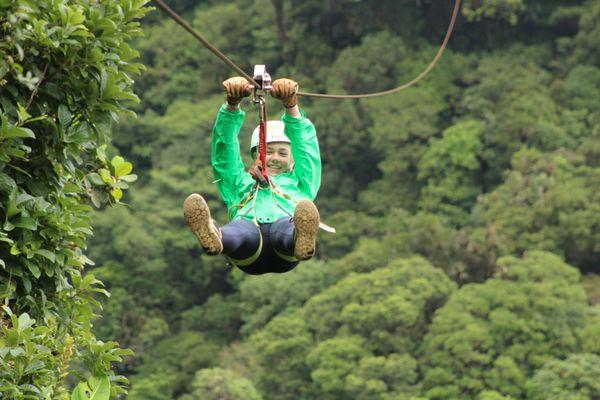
[[271, 0, 288, 44]]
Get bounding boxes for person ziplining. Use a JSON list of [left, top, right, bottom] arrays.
[[184, 76, 323, 274], [153, 0, 461, 273]]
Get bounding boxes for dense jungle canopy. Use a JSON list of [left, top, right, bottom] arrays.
[[1, 0, 600, 399]]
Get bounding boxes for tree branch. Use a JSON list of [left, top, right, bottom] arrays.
[[25, 62, 49, 111]]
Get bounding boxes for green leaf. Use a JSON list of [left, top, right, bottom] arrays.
[[93, 287, 110, 297], [3, 146, 26, 158], [110, 155, 124, 169], [63, 183, 80, 193], [113, 181, 129, 189], [1, 127, 35, 139], [0, 173, 17, 195], [6, 195, 19, 218], [35, 249, 55, 262], [25, 262, 41, 278], [22, 276, 31, 292], [16, 103, 31, 123], [111, 187, 122, 200], [58, 104, 71, 127], [71, 376, 110, 400], [10, 243, 20, 255], [17, 313, 35, 332], [71, 383, 90, 400], [95, 144, 108, 163], [86, 173, 104, 186], [65, 122, 92, 144], [119, 174, 137, 183], [10, 347, 25, 357], [13, 217, 37, 230], [16, 193, 34, 206], [0, 235, 13, 244], [89, 189, 108, 208], [24, 360, 44, 375], [98, 168, 112, 184], [114, 161, 132, 177]]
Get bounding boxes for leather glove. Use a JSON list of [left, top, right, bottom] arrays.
[[222, 77, 251, 105], [270, 78, 298, 108]]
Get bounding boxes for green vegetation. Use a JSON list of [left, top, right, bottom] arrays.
[[2, 0, 599, 399], [0, 0, 147, 398]]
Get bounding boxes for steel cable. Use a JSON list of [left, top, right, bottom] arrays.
[[153, 0, 461, 100], [153, 0, 260, 87]]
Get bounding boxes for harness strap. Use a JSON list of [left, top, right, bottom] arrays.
[[273, 248, 298, 262], [248, 92, 270, 185], [226, 231, 263, 267], [231, 180, 337, 233], [258, 97, 269, 182]]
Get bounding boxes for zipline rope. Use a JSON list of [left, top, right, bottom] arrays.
[[153, 0, 260, 87], [153, 0, 461, 99], [297, 0, 461, 99]]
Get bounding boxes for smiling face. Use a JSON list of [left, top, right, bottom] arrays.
[[260, 142, 293, 176]]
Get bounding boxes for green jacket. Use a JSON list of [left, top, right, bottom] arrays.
[[212, 104, 321, 224]]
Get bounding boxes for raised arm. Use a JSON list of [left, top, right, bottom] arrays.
[[271, 79, 321, 199], [211, 77, 252, 203]]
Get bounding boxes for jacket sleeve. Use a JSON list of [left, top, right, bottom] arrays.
[[211, 105, 247, 205], [282, 109, 321, 200]]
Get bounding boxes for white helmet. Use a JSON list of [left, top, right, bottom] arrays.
[[250, 120, 290, 153]]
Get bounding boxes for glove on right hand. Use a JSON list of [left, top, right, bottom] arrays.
[[222, 77, 251, 105]]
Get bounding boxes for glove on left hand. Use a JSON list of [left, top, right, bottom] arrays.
[[270, 78, 298, 108]]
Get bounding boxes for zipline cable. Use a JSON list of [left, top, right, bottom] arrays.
[[153, 0, 260, 87], [153, 0, 461, 99], [297, 0, 461, 99]]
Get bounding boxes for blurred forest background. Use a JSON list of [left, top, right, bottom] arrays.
[[89, 0, 600, 399]]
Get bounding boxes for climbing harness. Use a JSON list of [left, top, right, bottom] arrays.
[[153, 0, 461, 99], [230, 178, 336, 234]]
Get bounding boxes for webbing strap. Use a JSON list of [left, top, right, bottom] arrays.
[[226, 230, 263, 267], [274, 248, 298, 263], [258, 98, 269, 182]]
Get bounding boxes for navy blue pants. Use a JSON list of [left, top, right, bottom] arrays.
[[220, 217, 299, 275]]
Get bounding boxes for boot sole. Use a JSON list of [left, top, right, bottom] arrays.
[[183, 194, 223, 255], [294, 199, 320, 261]]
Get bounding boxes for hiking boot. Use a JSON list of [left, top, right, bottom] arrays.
[[183, 194, 223, 255], [293, 199, 320, 261]]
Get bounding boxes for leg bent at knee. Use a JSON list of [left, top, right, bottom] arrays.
[[183, 194, 223, 255], [221, 219, 262, 262], [293, 199, 320, 261]]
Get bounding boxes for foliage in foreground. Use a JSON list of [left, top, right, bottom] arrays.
[[0, 0, 147, 398]]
